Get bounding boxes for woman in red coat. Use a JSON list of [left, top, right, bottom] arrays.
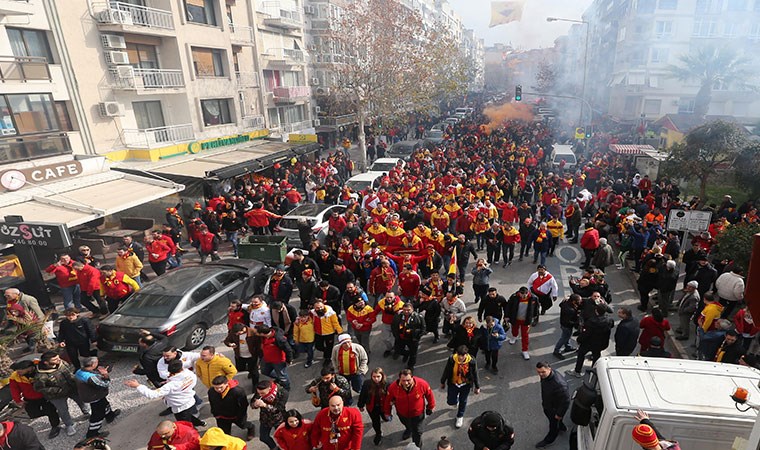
[[638, 307, 671, 352], [274, 410, 313, 450]]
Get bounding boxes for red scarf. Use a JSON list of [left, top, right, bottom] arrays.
[[260, 381, 279, 404]]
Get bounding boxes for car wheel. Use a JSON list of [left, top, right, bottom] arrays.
[[185, 324, 207, 350]]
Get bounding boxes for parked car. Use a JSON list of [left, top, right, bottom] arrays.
[[368, 157, 405, 174], [387, 140, 422, 160], [97, 259, 271, 352], [430, 123, 446, 131], [279, 203, 347, 248], [345, 172, 383, 192], [423, 129, 445, 146], [442, 117, 460, 126]]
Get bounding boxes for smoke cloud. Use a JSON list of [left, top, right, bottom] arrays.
[[482, 103, 535, 133]]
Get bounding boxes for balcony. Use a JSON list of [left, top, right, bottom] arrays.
[[110, 67, 185, 91], [242, 115, 266, 130], [229, 23, 254, 45], [234, 71, 259, 87], [0, 0, 34, 16], [282, 120, 313, 133], [121, 124, 194, 149], [260, 1, 303, 30], [263, 48, 305, 64], [94, 1, 175, 36], [0, 56, 50, 82], [321, 114, 358, 127], [272, 86, 311, 103]]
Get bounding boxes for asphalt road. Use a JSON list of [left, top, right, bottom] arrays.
[[25, 236, 651, 450]]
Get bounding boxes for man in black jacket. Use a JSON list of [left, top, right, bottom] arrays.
[[614, 307, 640, 356], [58, 308, 97, 370], [288, 249, 320, 281], [467, 411, 515, 450], [535, 361, 570, 448], [477, 288, 508, 323], [0, 420, 44, 450], [264, 265, 293, 305], [552, 295, 581, 359], [440, 345, 480, 429], [454, 234, 478, 282], [391, 303, 426, 370], [715, 330, 744, 364], [328, 261, 356, 295], [133, 330, 168, 388], [208, 375, 256, 440], [568, 304, 615, 378], [316, 281, 343, 318], [296, 269, 320, 309]]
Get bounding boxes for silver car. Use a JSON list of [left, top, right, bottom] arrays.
[[279, 203, 347, 248]]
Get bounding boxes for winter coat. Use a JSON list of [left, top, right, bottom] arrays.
[[137, 369, 198, 413], [252, 382, 289, 428], [147, 420, 200, 450], [0, 421, 44, 450], [658, 267, 679, 293], [505, 292, 540, 325], [578, 314, 614, 352], [74, 369, 110, 404], [305, 375, 352, 408], [614, 317, 640, 356], [471, 266, 493, 286], [540, 370, 571, 416], [58, 317, 97, 347], [447, 324, 481, 353], [198, 427, 246, 450], [383, 376, 435, 418], [33, 361, 77, 400], [468, 412, 515, 450], [480, 322, 507, 351], [391, 311, 426, 342], [194, 354, 237, 388], [440, 354, 480, 388], [264, 274, 294, 304], [274, 420, 313, 450], [478, 294, 508, 321], [558, 300, 580, 329], [638, 316, 671, 351], [591, 244, 614, 268], [357, 380, 387, 413]]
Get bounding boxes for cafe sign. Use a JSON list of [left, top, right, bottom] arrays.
[[0, 161, 83, 191], [0, 221, 72, 248]]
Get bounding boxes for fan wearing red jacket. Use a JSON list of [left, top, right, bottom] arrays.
[[147, 420, 200, 450], [310, 395, 363, 450], [145, 234, 171, 276], [244, 203, 282, 235], [71, 260, 107, 315], [498, 201, 519, 224], [397, 264, 422, 302], [383, 369, 435, 449], [45, 253, 80, 310]]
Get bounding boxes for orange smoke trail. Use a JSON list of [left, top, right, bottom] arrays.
[[482, 103, 534, 134]]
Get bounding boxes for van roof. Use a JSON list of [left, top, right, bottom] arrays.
[[346, 173, 383, 182], [597, 357, 760, 420], [552, 144, 575, 154]]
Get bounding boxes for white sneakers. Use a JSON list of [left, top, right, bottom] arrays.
[[65, 425, 77, 436], [522, 351, 531, 360], [455, 417, 464, 428], [508, 337, 517, 345]]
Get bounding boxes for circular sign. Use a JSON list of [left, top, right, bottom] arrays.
[[1, 170, 26, 191], [187, 141, 201, 154]]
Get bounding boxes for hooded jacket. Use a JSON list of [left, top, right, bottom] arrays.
[[198, 427, 247, 450], [33, 360, 77, 400], [0, 421, 44, 450], [147, 420, 200, 450]]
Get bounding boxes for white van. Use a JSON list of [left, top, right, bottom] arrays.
[[551, 144, 577, 169], [570, 357, 760, 450], [345, 172, 383, 192]]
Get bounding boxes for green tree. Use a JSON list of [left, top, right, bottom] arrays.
[[713, 223, 760, 273], [666, 46, 756, 117], [663, 120, 746, 202], [735, 142, 760, 200]]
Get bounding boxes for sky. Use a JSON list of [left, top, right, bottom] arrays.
[[448, 0, 595, 49]]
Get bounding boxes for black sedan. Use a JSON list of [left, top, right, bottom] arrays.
[[97, 259, 271, 352]]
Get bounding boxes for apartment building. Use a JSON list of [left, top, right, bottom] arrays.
[[582, 0, 760, 122], [461, 29, 485, 93]]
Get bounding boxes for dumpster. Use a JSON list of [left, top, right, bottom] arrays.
[[238, 235, 288, 266]]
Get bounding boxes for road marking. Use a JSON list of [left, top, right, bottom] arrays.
[[556, 245, 582, 264]]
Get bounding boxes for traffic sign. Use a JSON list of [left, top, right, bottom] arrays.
[[575, 127, 586, 140], [667, 209, 712, 232]]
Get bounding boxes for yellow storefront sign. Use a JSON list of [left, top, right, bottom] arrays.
[[289, 133, 318, 143]]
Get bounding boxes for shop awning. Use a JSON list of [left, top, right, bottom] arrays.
[[0, 170, 184, 227], [609, 144, 656, 155]]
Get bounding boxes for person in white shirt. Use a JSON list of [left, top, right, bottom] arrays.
[[527, 265, 559, 317], [125, 360, 206, 428], [245, 295, 272, 328], [715, 266, 746, 319], [155, 347, 202, 417]]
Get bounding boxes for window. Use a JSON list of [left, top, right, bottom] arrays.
[[215, 271, 245, 287], [0, 97, 15, 136], [191, 280, 219, 303], [693, 19, 717, 36], [678, 98, 695, 113], [185, 0, 217, 25], [658, 0, 678, 9], [125, 42, 158, 69], [201, 99, 233, 126], [630, 50, 645, 66], [623, 96, 639, 115], [263, 69, 281, 91], [696, 0, 724, 12], [724, 22, 738, 37], [727, 0, 747, 10], [650, 48, 669, 63], [638, 0, 656, 13], [751, 23, 760, 39], [54, 101, 78, 132], [654, 20, 673, 38], [7, 28, 54, 62], [132, 101, 165, 129], [643, 99, 662, 115], [192, 47, 225, 77], [7, 94, 57, 134], [617, 27, 626, 42]]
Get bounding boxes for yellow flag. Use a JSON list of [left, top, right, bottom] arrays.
[[489, 1, 525, 28]]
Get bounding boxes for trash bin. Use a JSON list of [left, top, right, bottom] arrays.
[[237, 235, 288, 266]]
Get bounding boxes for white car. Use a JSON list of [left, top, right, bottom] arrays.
[[345, 172, 384, 192], [279, 204, 347, 248], [368, 158, 405, 174]]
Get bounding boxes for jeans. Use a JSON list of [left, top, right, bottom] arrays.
[[486, 244, 500, 263], [343, 373, 364, 393], [533, 249, 547, 266], [295, 342, 314, 364], [50, 395, 90, 427], [351, 329, 371, 351], [484, 349, 499, 369], [553, 326, 574, 353], [261, 361, 290, 390], [226, 231, 240, 256], [61, 285, 81, 310], [446, 383, 472, 418], [382, 323, 394, 351], [399, 414, 425, 447], [520, 241, 531, 258], [472, 284, 489, 304], [260, 424, 277, 450], [501, 243, 515, 263]]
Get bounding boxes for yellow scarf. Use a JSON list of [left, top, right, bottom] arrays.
[[451, 354, 472, 385]]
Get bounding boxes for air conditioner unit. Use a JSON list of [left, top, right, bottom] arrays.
[[106, 50, 130, 65], [304, 5, 315, 14], [115, 66, 134, 78], [310, 77, 320, 85], [313, 119, 321, 127], [315, 87, 329, 95], [314, 106, 321, 113], [101, 34, 126, 49], [98, 102, 124, 117], [99, 9, 133, 25]]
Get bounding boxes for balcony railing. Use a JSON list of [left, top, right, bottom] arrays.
[[260, 1, 302, 29], [272, 86, 311, 101], [234, 71, 259, 87], [110, 67, 185, 90], [264, 48, 305, 63], [0, 56, 50, 82], [321, 114, 358, 127], [229, 23, 254, 44], [96, 1, 174, 30], [122, 124, 194, 149], [242, 115, 266, 130], [282, 120, 313, 133], [0, 0, 35, 16]]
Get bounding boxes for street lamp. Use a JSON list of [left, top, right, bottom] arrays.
[[546, 16, 590, 127]]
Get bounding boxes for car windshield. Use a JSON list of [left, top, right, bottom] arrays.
[[370, 162, 396, 172], [390, 144, 413, 154], [280, 218, 316, 229], [116, 293, 183, 318], [346, 180, 372, 191], [425, 130, 443, 138], [554, 154, 576, 163]]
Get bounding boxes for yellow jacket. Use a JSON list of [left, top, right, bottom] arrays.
[[700, 302, 724, 332], [312, 305, 343, 336], [200, 427, 246, 450], [547, 219, 565, 238], [293, 316, 315, 344], [195, 354, 237, 388], [115, 253, 143, 279]]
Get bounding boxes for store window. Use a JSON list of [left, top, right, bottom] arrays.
[[7, 28, 54, 62], [201, 99, 233, 126], [6, 94, 57, 135], [54, 101, 78, 132], [192, 47, 225, 77], [185, 0, 217, 26]]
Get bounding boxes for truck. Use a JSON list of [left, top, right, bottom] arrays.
[[570, 357, 760, 450]]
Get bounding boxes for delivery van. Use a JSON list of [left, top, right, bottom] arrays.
[[551, 144, 577, 169], [570, 357, 760, 450]]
